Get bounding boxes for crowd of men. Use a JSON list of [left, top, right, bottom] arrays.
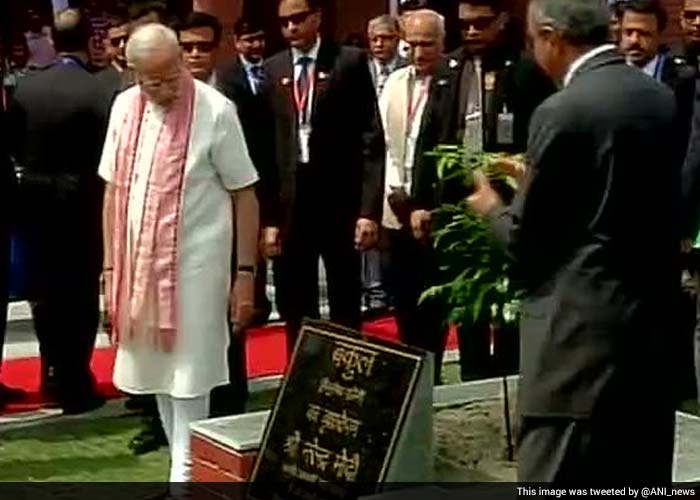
[[0, 0, 699, 486]]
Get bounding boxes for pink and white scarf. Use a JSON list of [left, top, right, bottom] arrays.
[[110, 74, 195, 352]]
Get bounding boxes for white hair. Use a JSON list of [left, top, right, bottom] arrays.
[[405, 9, 446, 41], [125, 23, 181, 68]]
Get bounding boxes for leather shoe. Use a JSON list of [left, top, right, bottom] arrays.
[[0, 382, 26, 405]]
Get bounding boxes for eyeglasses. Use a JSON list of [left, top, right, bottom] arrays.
[[138, 72, 181, 90], [109, 35, 127, 47], [683, 10, 700, 22], [181, 41, 216, 54], [459, 16, 498, 31], [279, 10, 314, 27]]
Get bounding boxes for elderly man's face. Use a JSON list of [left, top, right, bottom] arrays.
[[134, 49, 184, 108], [405, 17, 443, 75], [683, 0, 700, 49], [369, 25, 400, 63], [620, 11, 661, 67], [458, 3, 504, 54]]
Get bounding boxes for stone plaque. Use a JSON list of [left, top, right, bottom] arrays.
[[248, 321, 428, 500]]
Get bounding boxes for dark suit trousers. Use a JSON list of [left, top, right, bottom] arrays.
[[518, 406, 675, 484], [384, 229, 445, 383], [31, 272, 100, 402], [275, 166, 361, 358]]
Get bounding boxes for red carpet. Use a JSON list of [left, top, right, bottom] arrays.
[[0, 316, 458, 415]]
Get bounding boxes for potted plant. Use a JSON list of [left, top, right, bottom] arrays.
[[421, 145, 523, 460]]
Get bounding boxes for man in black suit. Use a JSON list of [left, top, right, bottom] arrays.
[[443, 0, 555, 381], [0, 109, 25, 409], [9, 9, 106, 415], [261, 0, 385, 356], [469, 0, 679, 483], [176, 12, 272, 417]]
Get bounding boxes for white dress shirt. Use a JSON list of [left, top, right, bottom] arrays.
[[563, 44, 617, 87], [642, 55, 661, 80], [291, 37, 322, 163]]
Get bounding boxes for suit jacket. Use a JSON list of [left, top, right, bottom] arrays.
[[441, 47, 556, 154], [0, 110, 14, 237], [261, 41, 385, 233], [367, 55, 409, 92], [658, 52, 697, 151], [488, 49, 680, 417], [8, 57, 107, 291], [217, 58, 274, 185]]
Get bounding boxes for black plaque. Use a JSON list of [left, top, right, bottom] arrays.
[[248, 321, 426, 500]]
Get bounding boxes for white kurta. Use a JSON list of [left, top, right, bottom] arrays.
[[99, 81, 259, 398]]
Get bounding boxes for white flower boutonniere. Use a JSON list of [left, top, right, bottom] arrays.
[[281, 77, 292, 87], [449, 58, 459, 69]]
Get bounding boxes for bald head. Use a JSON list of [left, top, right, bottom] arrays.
[[126, 23, 181, 70], [404, 9, 446, 40], [127, 24, 184, 108], [404, 9, 445, 75]]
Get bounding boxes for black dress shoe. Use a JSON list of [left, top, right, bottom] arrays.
[[129, 416, 168, 455], [61, 394, 106, 415], [0, 383, 26, 404]]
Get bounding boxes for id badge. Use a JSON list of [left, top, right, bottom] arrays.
[[497, 111, 514, 145], [299, 124, 312, 164], [464, 112, 484, 152]]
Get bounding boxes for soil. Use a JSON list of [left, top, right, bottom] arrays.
[[434, 398, 518, 481]]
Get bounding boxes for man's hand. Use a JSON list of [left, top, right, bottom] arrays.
[[231, 271, 255, 330], [355, 218, 378, 250], [493, 155, 526, 185], [410, 209, 431, 242], [262, 227, 281, 259], [467, 170, 504, 216], [682, 238, 695, 254]]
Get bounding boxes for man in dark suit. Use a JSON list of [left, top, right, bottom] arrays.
[[177, 12, 273, 417], [469, 0, 679, 483], [0, 109, 25, 409], [9, 9, 106, 415], [94, 8, 132, 115], [261, 0, 385, 356], [442, 0, 555, 381]]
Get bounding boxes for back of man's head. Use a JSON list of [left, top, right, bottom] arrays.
[[530, 0, 610, 47], [128, 1, 169, 25], [52, 8, 90, 54]]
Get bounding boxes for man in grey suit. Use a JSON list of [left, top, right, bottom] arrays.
[[362, 14, 407, 317], [469, 0, 680, 483]]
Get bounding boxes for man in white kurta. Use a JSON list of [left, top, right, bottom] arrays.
[[99, 24, 259, 483]]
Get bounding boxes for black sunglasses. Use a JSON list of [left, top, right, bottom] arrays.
[[459, 16, 498, 31], [279, 10, 315, 27], [181, 41, 216, 53]]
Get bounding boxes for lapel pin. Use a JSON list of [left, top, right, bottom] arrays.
[[449, 59, 459, 69], [281, 77, 291, 86], [437, 78, 448, 86], [318, 71, 329, 81]]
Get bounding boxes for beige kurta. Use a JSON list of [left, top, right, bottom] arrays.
[[99, 81, 259, 398]]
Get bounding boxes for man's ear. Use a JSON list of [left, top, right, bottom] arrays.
[[496, 12, 509, 31]]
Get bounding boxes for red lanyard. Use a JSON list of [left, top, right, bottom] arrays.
[[293, 70, 315, 123], [407, 77, 430, 128]]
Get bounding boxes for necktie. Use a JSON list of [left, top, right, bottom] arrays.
[[297, 56, 313, 124], [463, 57, 484, 152], [250, 65, 264, 95], [377, 64, 390, 96]]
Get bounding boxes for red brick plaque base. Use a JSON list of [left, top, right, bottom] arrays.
[[191, 432, 258, 482]]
